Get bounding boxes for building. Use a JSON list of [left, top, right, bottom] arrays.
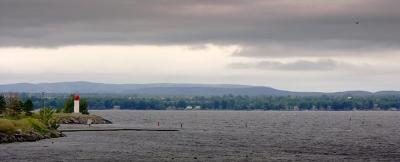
[[185, 106, 193, 110], [74, 95, 80, 113]]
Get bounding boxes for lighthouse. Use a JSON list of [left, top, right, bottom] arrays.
[[74, 95, 80, 113]]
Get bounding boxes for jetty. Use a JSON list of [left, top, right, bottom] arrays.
[[60, 128, 179, 132]]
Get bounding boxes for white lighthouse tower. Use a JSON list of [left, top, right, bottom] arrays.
[[74, 95, 80, 113]]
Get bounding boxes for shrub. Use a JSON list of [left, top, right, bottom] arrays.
[[23, 99, 34, 116], [0, 95, 5, 114], [24, 118, 48, 134], [38, 108, 59, 129]]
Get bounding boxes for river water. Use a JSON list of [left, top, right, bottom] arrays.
[[1, 110, 400, 161]]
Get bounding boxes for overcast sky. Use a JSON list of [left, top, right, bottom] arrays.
[[1, 0, 399, 92]]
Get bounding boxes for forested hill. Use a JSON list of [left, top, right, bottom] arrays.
[[0, 81, 399, 96]]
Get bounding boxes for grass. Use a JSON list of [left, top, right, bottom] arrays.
[[0, 117, 48, 135], [1, 111, 106, 136]]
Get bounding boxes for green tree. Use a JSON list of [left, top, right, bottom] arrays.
[[6, 95, 24, 116], [80, 98, 89, 115], [63, 95, 74, 113], [0, 95, 5, 114], [23, 99, 34, 116]]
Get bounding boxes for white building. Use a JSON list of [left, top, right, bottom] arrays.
[[185, 106, 193, 110], [74, 95, 80, 113]]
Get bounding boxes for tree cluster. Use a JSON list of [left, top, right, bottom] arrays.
[[0, 95, 34, 116], [8, 93, 400, 111]]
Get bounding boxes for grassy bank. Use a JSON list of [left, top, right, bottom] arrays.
[[0, 112, 111, 144], [0, 117, 63, 143]]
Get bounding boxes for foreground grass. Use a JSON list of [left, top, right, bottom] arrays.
[[0, 118, 47, 135], [0, 111, 111, 143], [0, 113, 63, 143]]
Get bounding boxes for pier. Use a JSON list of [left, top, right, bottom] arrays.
[[60, 128, 179, 132]]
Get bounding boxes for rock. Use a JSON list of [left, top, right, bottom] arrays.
[[21, 134, 38, 142], [0, 132, 9, 143], [56, 114, 112, 124], [1, 130, 64, 144]]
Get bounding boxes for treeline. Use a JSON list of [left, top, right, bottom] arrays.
[[0, 94, 89, 114], [10, 93, 400, 111], [0, 95, 34, 116]]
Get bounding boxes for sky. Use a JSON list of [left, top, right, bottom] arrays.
[[0, 0, 400, 92]]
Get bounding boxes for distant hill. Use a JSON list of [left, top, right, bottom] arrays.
[[0, 81, 399, 96]]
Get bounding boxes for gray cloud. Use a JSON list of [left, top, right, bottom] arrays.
[[228, 59, 354, 71], [0, 0, 399, 53]]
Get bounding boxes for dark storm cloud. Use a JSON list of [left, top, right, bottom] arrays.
[[228, 59, 354, 71], [1, 0, 400, 55]]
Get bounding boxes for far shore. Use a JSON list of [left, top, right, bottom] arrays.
[[88, 109, 399, 112]]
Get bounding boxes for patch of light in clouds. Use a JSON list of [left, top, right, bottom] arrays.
[[0, 44, 241, 76], [1, 44, 400, 92]]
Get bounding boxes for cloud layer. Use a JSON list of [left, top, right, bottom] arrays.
[[1, 0, 400, 91], [1, 0, 400, 54], [227, 59, 354, 71]]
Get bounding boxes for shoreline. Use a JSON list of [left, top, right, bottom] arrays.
[[55, 113, 112, 124], [1, 113, 112, 144], [0, 130, 64, 144], [89, 109, 399, 112]]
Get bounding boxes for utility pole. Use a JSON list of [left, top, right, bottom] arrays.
[[41, 92, 45, 109]]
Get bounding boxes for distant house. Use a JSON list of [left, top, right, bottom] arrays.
[[185, 106, 193, 110], [113, 105, 121, 110], [194, 106, 201, 110]]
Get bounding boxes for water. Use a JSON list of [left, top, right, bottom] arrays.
[[1, 110, 400, 161]]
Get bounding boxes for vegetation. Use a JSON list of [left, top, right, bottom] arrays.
[[63, 95, 89, 114], [38, 108, 60, 129], [23, 99, 34, 116], [5, 95, 24, 116], [0, 95, 5, 114], [1, 92, 400, 111], [9, 93, 400, 111], [0, 94, 63, 143], [0, 93, 110, 143], [0, 118, 47, 135]]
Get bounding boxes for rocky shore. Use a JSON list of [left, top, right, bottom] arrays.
[[54, 113, 112, 124], [0, 129, 64, 144]]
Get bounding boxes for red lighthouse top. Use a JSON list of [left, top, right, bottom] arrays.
[[74, 95, 80, 101]]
